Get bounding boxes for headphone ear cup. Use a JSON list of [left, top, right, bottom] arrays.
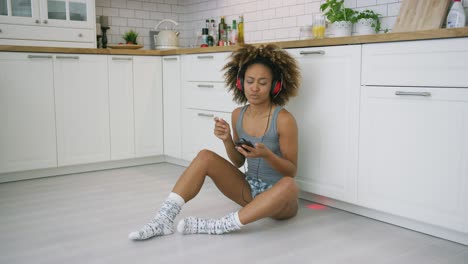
[[236, 77, 243, 91], [271, 80, 282, 96]]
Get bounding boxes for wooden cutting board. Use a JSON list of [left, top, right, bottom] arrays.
[[392, 0, 451, 33]]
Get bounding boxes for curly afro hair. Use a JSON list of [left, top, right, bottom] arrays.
[[223, 44, 301, 106]]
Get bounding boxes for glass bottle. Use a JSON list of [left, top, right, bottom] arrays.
[[218, 16, 227, 45], [210, 19, 218, 45], [231, 19, 238, 45], [237, 15, 244, 45], [226, 26, 232, 45]]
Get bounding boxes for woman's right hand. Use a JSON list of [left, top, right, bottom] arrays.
[[214, 117, 231, 142]]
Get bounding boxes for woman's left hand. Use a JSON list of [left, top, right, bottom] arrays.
[[236, 142, 270, 158]]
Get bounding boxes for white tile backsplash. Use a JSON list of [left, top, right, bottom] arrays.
[[95, 0, 466, 49]]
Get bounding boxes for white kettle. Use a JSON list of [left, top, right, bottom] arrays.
[[154, 19, 180, 50]]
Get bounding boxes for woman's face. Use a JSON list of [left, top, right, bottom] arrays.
[[243, 63, 273, 104]]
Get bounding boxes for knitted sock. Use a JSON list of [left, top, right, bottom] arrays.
[[128, 192, 185, 240], [177, 211, 243, 235]]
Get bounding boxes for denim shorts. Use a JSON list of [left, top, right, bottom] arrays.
[[246, 176, 273, 198]]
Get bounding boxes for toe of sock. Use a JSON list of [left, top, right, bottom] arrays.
[[176, 219, 185, 233], [128, 231, 141, 240]]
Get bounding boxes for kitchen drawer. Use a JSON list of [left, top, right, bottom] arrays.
[[182, 52, 229, 82], [0, 24, 94, 43], [362, 38, 468, 88], [181, 108, 231, 162], [182, 81, 238, 112]]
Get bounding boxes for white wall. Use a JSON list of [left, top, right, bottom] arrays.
[[96, 0, 468, 49]]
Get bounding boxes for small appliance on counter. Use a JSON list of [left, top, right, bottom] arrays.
[[150, 19, 180, 50]]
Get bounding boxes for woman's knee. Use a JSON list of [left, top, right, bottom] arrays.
[[276, 177, 299, 197], [195, 149, 217, 163]]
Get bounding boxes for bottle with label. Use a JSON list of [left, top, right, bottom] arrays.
[[238, 15, 244, 45], [226, 26, 232, 45], [201, 28, 209, 47], [446, 0, 466, 28], [218, 16, 227, 45], [210, 19, 218, 45], [231, 20, 238, 45]]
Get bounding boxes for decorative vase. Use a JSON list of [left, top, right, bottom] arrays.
[[330, 21, 352, 37], [355, 18, 377, 36]]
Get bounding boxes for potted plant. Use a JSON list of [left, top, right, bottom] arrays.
[[122, 29, 139, 45], [320, 0, 357, 37], [355, 10, 383, 35]]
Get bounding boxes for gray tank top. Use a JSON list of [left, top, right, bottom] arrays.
[[236, 105, 283, 185]]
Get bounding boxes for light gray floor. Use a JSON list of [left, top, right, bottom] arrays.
[[0, 163, 467, 264]]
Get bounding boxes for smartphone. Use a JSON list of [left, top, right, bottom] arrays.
[[235, 138, 254, 152]]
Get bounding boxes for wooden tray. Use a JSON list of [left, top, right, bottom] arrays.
[[392, 0, 451, 33], [107, 44, 144, 49]]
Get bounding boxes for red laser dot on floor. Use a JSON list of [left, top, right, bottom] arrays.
[[307, 203, 327, 210]]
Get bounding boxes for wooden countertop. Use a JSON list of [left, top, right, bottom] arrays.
[[1, 27, 468, 55]]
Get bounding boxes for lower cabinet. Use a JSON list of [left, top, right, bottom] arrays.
[[162, 56, 182, 159], [287, 45, 361, 204], [0, 52, 57, 173], [133, 56, 163, 157], [54, 54, 110, 166], [358, 86, 468, 232], [108, 55, 135, 160], [182, 109, 231, 162]]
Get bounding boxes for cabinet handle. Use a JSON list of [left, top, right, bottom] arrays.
[[78, 33, 83, 37], [197, 84, 214, 88], [35, 20, 40, 24], [112, 57, 132, 61], [28, 55, 53, 59], [395, 91, 431, 97], [197, 55, 214, 59], [198, 113, 214, 117], [299, 50, 325, 55], [56, 55, 80, 60], [43, 20, 48, 24], [164, 57, 178, 61], [0, 29, 2, 33]]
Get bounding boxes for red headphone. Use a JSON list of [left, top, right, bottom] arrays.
[[236, 68, 283, 97]]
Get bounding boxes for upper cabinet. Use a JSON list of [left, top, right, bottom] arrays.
[[0, 0, 95, 48]]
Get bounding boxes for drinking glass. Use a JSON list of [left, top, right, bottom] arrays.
[[299, 26, 313, 40], [312, 14, 326, 39]]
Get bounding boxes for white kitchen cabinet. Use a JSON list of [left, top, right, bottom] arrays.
[[362, 38, 468, 88], [54, 53, 110, 166], [358, 86, 468, 233], [0, 0, 96, 48], [182, 109, 231, 162], [0, 52, 57, 173], [133, 56, 163, 157], [162, 56, 182, 159], [108, 55, 135, 160], [182, 52, 229, 82], [180, 52, 236, 163], [287, 45, 361, 203]]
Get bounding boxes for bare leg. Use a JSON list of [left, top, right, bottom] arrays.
[[172, 149, 252, 205], [238, 177, 299, 225], [129, 149, 250, 240]]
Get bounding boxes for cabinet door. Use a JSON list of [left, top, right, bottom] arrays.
[[182, 109, 231, 162], [133, 56, 163, 157], [358, 86, 468, 232], [287, 45, 361, 203], [39, 0, 94, 29], [162, 56, 181, 159], [0, 52, 57, 173], [54, 54, 110, 166], [0, 0, 40, 25], [108, 55, 135, 160]]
